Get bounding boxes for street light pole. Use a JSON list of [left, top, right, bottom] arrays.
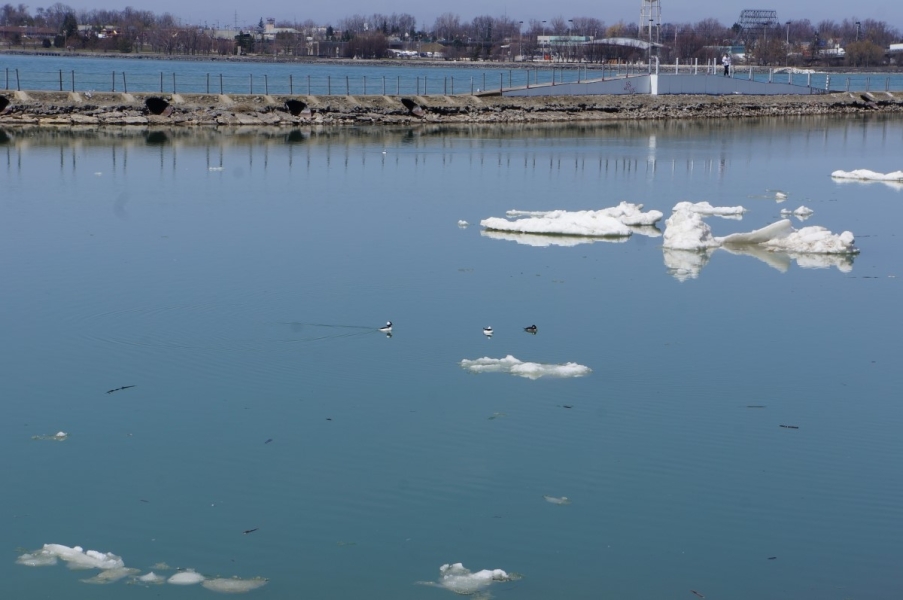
[[855, 21, 861, 41]]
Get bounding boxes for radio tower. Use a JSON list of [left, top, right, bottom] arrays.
[[640, 0, 661, 45]]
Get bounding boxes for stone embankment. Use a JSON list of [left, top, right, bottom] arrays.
[[1, 90, 902, 127]]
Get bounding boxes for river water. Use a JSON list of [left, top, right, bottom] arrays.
[[1, 117, 902, 599]]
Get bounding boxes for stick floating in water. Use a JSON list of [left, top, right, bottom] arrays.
[[242, 528, 258, 535], [106, 385, 135, 394], [779, 425, 800, 429]]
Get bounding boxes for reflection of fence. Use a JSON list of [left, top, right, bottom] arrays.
[[3, 66, 902, 95]]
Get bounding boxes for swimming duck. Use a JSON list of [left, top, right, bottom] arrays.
[[379, 321, 393, 333], [483, 326, 493, 337], [524, 324, 538, 334]]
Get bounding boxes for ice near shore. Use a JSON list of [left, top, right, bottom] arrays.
[[482, 202, 663, 238], [672, 201, 746, 218], [460, 355, 591, 379]]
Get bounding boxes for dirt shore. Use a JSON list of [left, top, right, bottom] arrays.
[[1, 89, 901, 127]]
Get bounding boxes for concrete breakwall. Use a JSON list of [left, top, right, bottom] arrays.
[[1, 90, 902, 127]]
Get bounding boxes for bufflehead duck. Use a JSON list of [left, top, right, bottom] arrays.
[[379, 321, 393, 333], [524, 324, 537, 334], [483, 326, 493, 336]]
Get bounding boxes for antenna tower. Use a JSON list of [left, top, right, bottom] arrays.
[[640, 0, 661, 44]]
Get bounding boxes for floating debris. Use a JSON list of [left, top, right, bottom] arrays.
[[543, 495, 571, 505], [417, 562, 521, 595], [264, 439, 273, 444], [779, 425, 800, 429], [487, 412, 507, 420], [106, 385, 135, 394], [746, 405, 766, 409], [768, 556, 777, 560], [691, 590, 706, 599], [242, 528, 258, 535]]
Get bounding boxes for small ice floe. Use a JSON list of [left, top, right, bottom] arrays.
[[93, 172, 102, 176], [82, 567, 139, 584], [483, 202, 662, 239], [136, 571, 167, 584], [774, 191, 788, 201], [17, 544, 124, 570], [417, 563, 520, 596], [481, 230, 627, 247], [458, 220, 469, 227], [168, 569, 205, 585], [780, 206, 814, 221], [662, 209, 720, 251], [673, 201, 746, 219], [543, 495, 571, 505], [831, 169, 903, 182], [208, 166, 224, 171], [202, 577, 268, 593], [460, 355, 591, 380], [32, 431, 68, 441]]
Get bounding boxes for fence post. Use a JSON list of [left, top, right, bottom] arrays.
[[846, 78, 850, 92], [510, 69, 513, 86], [290, 74, 293, 95], [71, 70, 74, 92], [383, 76, 385, 95], [416, 76, 419, 95], [886, 77, 889, 92], [364, 76, 366, 95], [123, 72, 127, 93], [172, 72, 176, 94], [308, 75, 311, 96], [265, 74, 268, 95], [112, 71, 115, 92], [250, 74, 253, 94], [425, 76, 427, 95], [15, 68, 19, 91], [328, 75, 331, 95], [160, 72, 163, 93], [5, 67, 8, 90], [59, 69, 62, 91], [345, 75, 349, 96], [444, 77, 447, 95], [397, 75, 399, 95], [500, 73, 503, 93], [451, 76, 454, 95], [206, 73, 210, 94], [482, 73, 485, 90], [471, 77, 474, 94], [749, 66, 752, 80], [220, 73, 223, 94], [866, 77, 870, 92]]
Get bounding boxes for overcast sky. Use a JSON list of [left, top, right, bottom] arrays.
[[60, 1, 903, 32]]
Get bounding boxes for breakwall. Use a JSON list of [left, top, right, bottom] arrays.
[[1, 90, 902, 127]]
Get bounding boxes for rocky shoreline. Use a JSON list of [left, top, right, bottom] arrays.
[[1, 89, 902, 127]]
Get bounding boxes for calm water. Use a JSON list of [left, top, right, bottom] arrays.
[[2, 118, 902, 599]]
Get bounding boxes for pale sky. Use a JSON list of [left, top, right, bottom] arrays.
[[59, 1, 903, 32]]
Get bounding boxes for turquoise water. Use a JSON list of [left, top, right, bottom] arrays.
[[2, 118, 903, 599]]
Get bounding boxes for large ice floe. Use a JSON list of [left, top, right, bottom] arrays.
[[417, 563, 520, 596], [481, 202, 663, 239], [662, 205, 858, 279], [16, 543, 267, 593], [831, 169, 903, 190], [460, 355, 591, 380]]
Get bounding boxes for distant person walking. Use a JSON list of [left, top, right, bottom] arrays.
[[722, 54, 731, 77]]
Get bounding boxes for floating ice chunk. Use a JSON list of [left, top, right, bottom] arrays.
[[662, 248, 713, 281], [672, 201, 746, 218], [137, 571, 167, 584], [484, 203, 662, 238], [168, 570, 205, 585], [94, 172, 102, 176], [661, 208, 720, 250], [82, 567, 139, 584], [831, 169, 903, 182], [543, 495, 571, 505], [21, 544, 126, 570], [418, 563, 519, 595], [718, 220, 857, 254], [31, 431, 68, 441], [774, 191, 787, 200], [458, 220, 469, 227], [16, 552, 58, 567], [202, 577, 269, 593], [781, 206, 814, 221], [460, 355, 591, 380], [208, 166, 224, 171], [150, 562, 172, 571], [481, 230, 626, 247]]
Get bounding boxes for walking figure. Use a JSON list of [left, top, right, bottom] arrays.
[[722, 54, 731, 77]]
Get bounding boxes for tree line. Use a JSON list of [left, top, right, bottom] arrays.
[[1, 3, 900, 66]]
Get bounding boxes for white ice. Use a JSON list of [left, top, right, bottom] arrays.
[[202, 577, 269, 593], [672, 201, 746, 218], [137, 571, 167, 584], [831, 169, 903, 182], [168, 570, 205, 585], [458, 220, 469, 227], [484, 202, 663, 238], [781, 206, 814, 220], [543, 495, 571, 505], [661, 209, 720, 251], [82, 567, 139, 584], [460, 355, 591, 380], [18, 544, 125, 570], [419, 563, 517, 595]]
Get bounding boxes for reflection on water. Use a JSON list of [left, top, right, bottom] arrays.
[[2, 116, 903, 600]]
